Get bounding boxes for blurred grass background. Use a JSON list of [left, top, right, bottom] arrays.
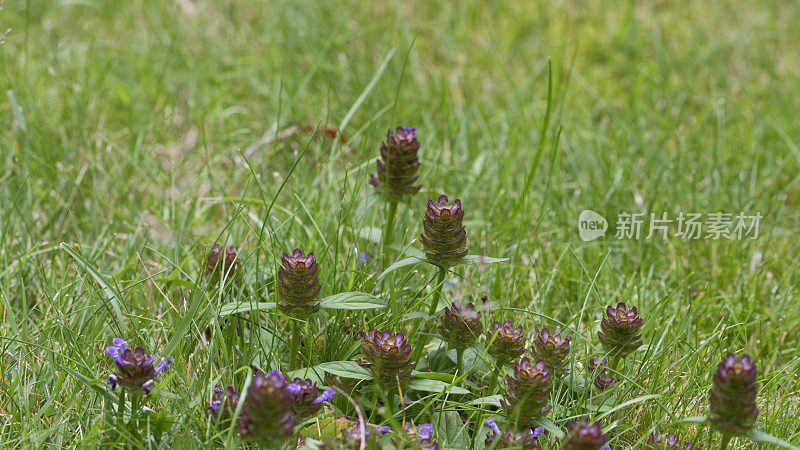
[[1, 0, 799, 447]]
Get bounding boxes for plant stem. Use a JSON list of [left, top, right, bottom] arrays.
[[410, 266, 447, 363], [129, 393, 140, 427], [289, 321, 300, 370], [457, 347, 465, 375], [488, 363, 503, 395], [116, 390, 126, 426], [719, 434, 731, 449], [381, 200, 398, 272]]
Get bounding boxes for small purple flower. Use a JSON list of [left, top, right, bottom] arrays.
[[564, 421, 608, 450], [370, 126, 422, 201], [286, 377, 336, 420], [484, 419, 544, 449], [238, 371, 297, 446], [378, 425, 391, 434], [105, 338, 171, 394], [277, 249, 322, 319], [402, 422, 438, 449], [358, 250, 368, 265], [360, 328, 414, 388]]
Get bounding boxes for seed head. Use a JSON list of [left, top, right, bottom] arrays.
[[205, 244, 240, 285], [360, 328, 414, 388], [487, 320, 526, 364], [708, 353, 759, 436], [286, 377, 336, 420], [646, 432, 695, 449], [597, 302, 643, 357], [237, 370, 297, 446], [484, 419, 545, 449], [106, 338, 171, 394], [564, 421, 609, 450], [501, 357, 553, 427], [420, 195, 469, 268], [438, 300, 483, 350], [370, 127, 422, 202], [277, 249, 322, 319], [532, 328, 571, 371]]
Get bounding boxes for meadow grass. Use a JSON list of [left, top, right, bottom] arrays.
[[1, 0, 799, 447]]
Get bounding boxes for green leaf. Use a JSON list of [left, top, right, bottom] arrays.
[[596, 394, 660, 421], [378, 256, 424, 280], [434, 409, 466, 447], [748, 430, 800, 449], [468, 395, 502, 407], [317, 361, 373, 380], [460, 254, 509, 265], [533, 417, 564, 439], [407, 378, 469, 395], [60, 243, 127, 330], [411, 371, 458, 383], [219, 301, 276, 316], [670, 415, 708, 425], [319, 292, 386, 310]]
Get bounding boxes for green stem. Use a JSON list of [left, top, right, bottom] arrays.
[[289, 321, 300, 370], [456, 348, 465, 376], [116, 390, 126, 426], [488, 363, 503, 395], [719, 434, 731, 449], [410, 267, 447, 363], [129, 393, 140, 427], [381, 200, 398, 272]]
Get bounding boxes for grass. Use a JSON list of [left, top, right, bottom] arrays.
[[1, 0, 799, 447]]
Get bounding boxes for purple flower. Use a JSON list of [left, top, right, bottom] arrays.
[[402, 422, 438, 449], [277, 249, 322, 319], [105, 338, 171, 394], [205, 244, 240, 285], [360, 328, 414, 388], [564, 421, 608, 450], [237, 371, 297, 446], [420, 195, 469, 268], [286, 377, 336, 420], [484, 419, 544, 449], [597, 302, 644, 357], [532, 328, 571, 371], [486, 320, 526, 364], [709, 353, 759, 436], [438, 300, 483, 350], [370, 126, 422, 201], [502, 358, 553, 428]]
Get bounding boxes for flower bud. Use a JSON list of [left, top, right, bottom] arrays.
[[369, 127, 422, 202], [237, 370, 297, 446], [484, 419, 544, 449], [277, 249, 322, 319], [587, 357, 619, 391], [501, 357, 553, 427], [646, 432, 695, 449], [708, 353, 759, 435], [360, 328, 414, 388], [487, 320, 526, 364], [438, 300, 483, 350], [564, 421, 608, 450], [208, 385, 241, 421], [286, 377, 336, 420], [205, 244, 240, 284], [532, 328, 571, 372], [420, 195, 469, 268], [106, 338, 171, 394], [597, 302, 643, 357]]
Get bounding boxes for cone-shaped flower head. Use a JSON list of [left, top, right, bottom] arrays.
[[400, 423, 438, 450], [597, 302, 643, 357], [360, 328, 414, 388], [369, 127, 422, 201], [709, 353, 759, 435], [646, 432, 695, 449], [501, 358, 553, 427], [208, 385, 241, 421], [286, 377, 336, 420], [484, 419, 544, 449], [587, 357, 619, 391], [277, 249, 322, 319], [532, 328, 571, 371], [438, 300, 483, 350], [237, 370, 297, 446], [564, 421, 609, 450], [205, 244, 240, 284], [420, 195, 469, 268], [487, 320, 526, 364], [106, 338, 171, 394]]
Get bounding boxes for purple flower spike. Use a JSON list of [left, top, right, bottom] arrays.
[[286, 377, 335, 420], [316, 388, 336, 403], [104, 338, 171, 394], [277, 249, 322, 319], [420, 195, 469, 268], [360, 328, 414, 389], [370, 126, 422, 202], [484, 419, 544, 449], [287, 383, 301, 394]]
